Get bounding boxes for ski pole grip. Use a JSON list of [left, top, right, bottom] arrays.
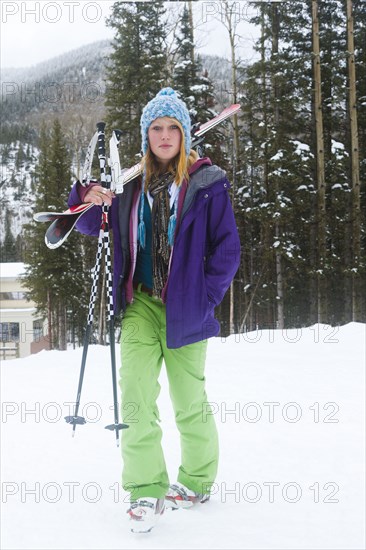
[[114, 129, 123, 143], [97, 121, 106, 158]]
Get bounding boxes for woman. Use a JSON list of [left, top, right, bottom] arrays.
[[68, 88, 241, 532]]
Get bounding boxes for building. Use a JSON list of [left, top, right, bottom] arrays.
[[0, 263, 49, 360]]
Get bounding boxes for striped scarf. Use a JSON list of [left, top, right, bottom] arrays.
[[149, 172, 175, 298]]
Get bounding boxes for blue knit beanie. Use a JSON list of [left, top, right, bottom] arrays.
[[140, 87, 191, 157]]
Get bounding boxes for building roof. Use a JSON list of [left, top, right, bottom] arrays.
[[0, 263, 26, 279], [1, 308, 36, 312]]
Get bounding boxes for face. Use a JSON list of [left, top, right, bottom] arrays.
[[148, 117, 182, 168]]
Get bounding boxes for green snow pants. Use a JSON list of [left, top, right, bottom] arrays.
[[119, 284, 219, 501]]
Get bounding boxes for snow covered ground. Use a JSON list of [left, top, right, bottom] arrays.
[[1, 323, 365, 549]]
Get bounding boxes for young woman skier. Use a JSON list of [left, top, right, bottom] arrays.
[[68, 87, 241, 532]]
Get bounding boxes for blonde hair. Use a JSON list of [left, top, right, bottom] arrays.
[[141, 118, 198, 192]]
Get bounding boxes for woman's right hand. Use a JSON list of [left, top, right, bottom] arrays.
[[84, 185, 115, 206]]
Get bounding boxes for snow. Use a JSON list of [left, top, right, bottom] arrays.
[[331, 140, 348, 160], [0, 262, 26, 279], [174, 60, 191, 70], [290, 140, 313, 161], [331, 140, 345, 152], [1, 323, 365, 549], [0, 141, 39, 240], [270, 151, 284, 162], [1, 308, 36, 313], [190, 84, 210, 93], [291, 140, 310, 154]]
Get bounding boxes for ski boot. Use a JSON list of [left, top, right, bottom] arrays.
[[127, 497, 165, 533], [165, 482, 210, 510]]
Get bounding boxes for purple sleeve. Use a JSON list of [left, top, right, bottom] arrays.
[[204, 182, 241, 306], [67, 180, 103, 237]]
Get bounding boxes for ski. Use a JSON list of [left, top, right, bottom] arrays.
[[34, 202, 94, 223], [81, 131, 98, 186], [193, 103, 241, 139], [34, 129, 123, 249], [33, 203, 94, 249]]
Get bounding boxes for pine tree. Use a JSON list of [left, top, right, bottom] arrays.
[[0, 209, 17, 262], [105, 1, 168, 166], [170, 3, 228, 169], [173, 3, 200, 110], [23, 120, 88, 350]]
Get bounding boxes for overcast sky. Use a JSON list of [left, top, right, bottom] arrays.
[[1, 1, 261, 69]]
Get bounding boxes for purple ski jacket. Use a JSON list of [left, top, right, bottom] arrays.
[[68, 157, 241, 349]]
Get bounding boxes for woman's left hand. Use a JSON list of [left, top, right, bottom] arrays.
[[84, 185, 115, 206]]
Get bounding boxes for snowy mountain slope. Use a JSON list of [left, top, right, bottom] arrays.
[[1, 40, 112, 124], [0, 39, 231, 127], [1, 40, 112, 83], [0, 141, 38, 244], [1, 323, 365, 549]]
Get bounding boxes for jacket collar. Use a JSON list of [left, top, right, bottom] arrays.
[[188, 156, 212, 175]]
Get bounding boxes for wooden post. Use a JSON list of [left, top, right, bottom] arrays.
[[312, 0, 326, 324], [271, 3, 284, 329], [346, 0, 361, 321]]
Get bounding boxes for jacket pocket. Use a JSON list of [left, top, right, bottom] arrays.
[[203, 255, 216, 309], [202, 259, 216, 317]]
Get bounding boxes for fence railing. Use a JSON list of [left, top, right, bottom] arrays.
[[0, 342, 20, 360]]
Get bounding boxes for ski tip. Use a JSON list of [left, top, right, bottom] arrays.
[[45, 236, 62, 250]]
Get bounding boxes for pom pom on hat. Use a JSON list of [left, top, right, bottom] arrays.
[[158, 88, 176, 97], [140, 87, 191, 157]]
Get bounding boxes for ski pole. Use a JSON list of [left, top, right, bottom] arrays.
[[64, 125, 124, 438], [95, 123, 128, 446], [64, 231, 104, 434]]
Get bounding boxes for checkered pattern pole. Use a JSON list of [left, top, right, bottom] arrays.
[[101, 208, 114, 322], [64, 232, 104, 435], [86, 236, 104, 325], [96, 123, 128, 445], [66, 123, 113, 436], [65, 193, 106, 435], [96, 122, 114, 323]]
